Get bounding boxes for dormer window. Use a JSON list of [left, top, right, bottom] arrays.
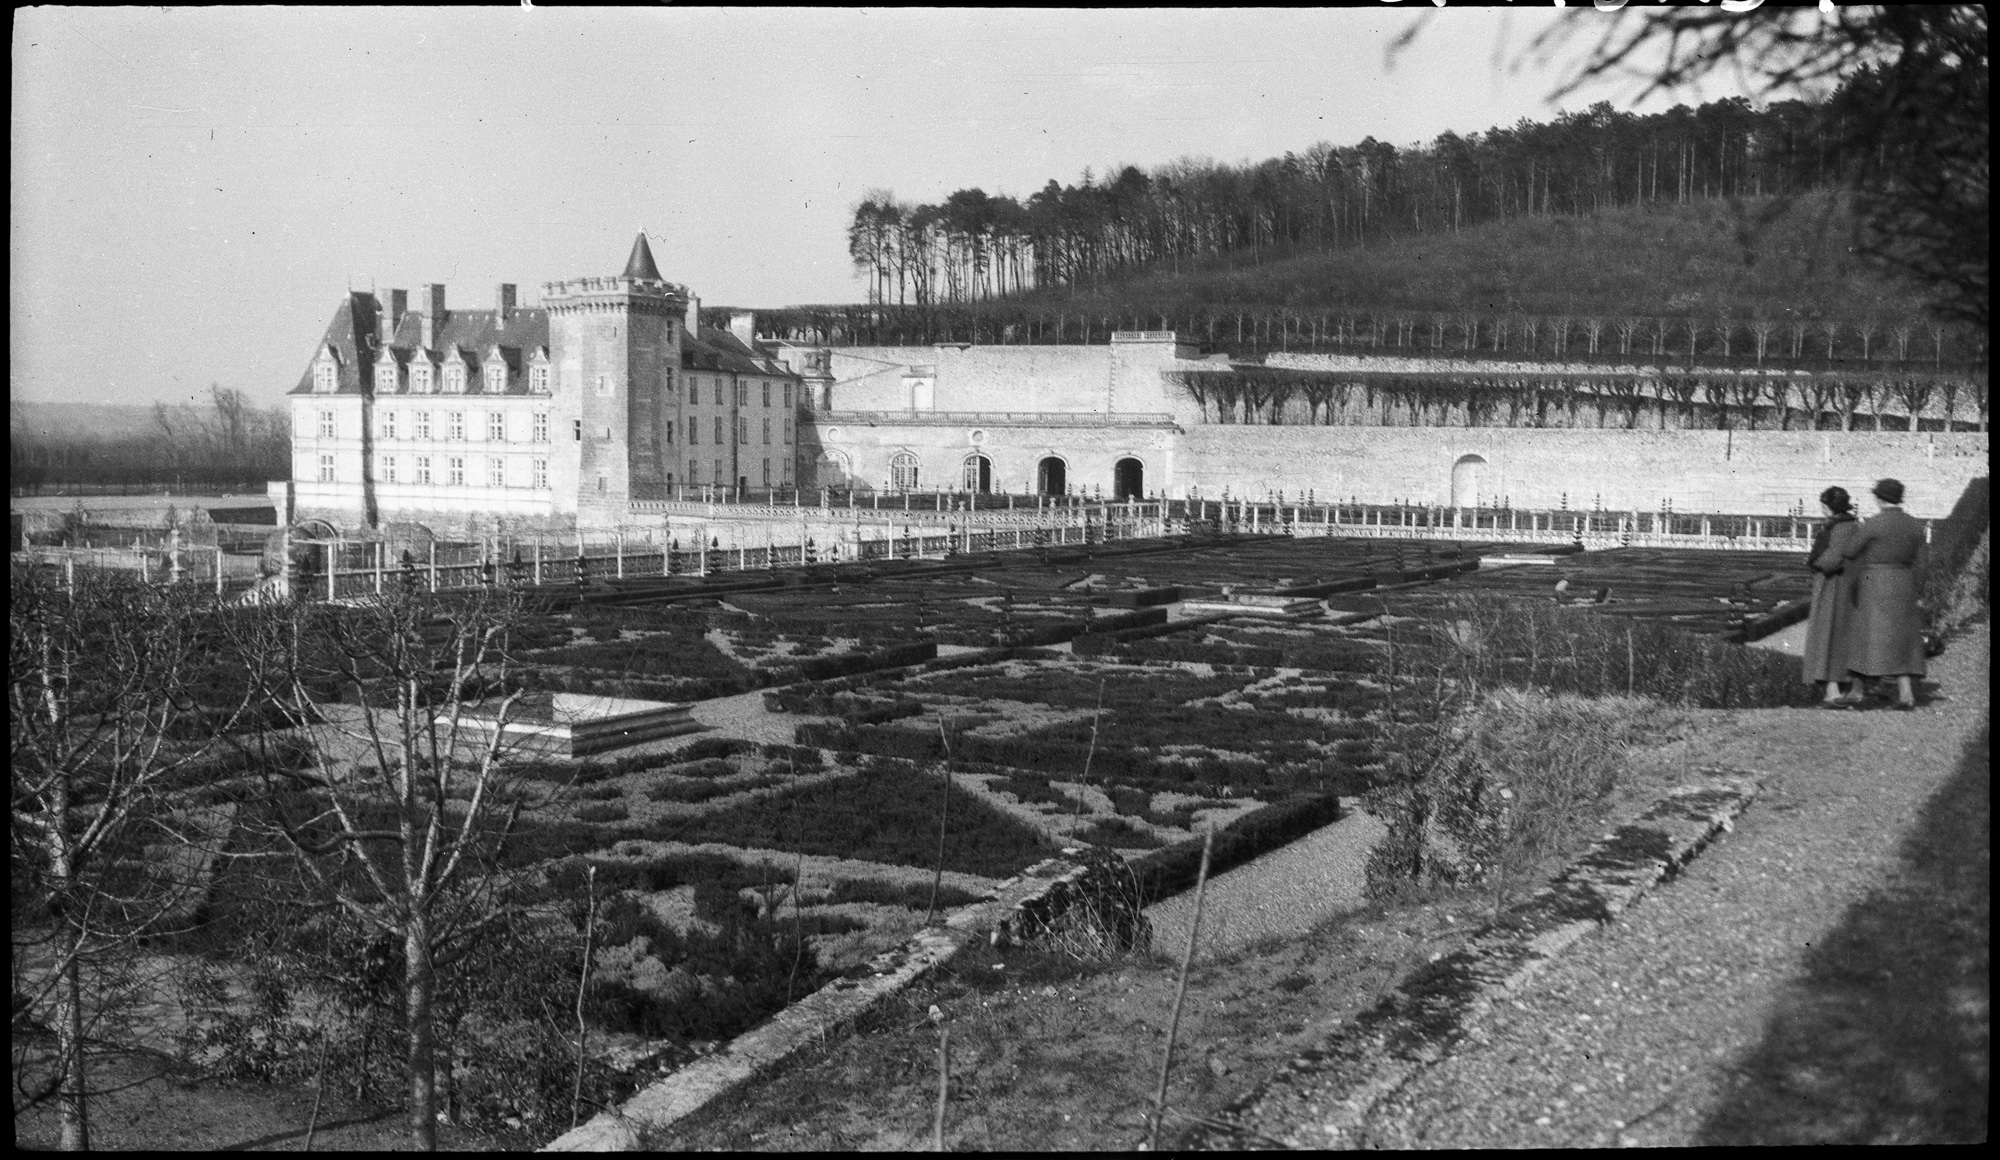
[[410, 361, 433, 394], [375, 361, 399, 394], [444, 362, 467, 394], [313, 351, 338, 393], [529, 365, 550, 394], [484, 362, 507, 394]]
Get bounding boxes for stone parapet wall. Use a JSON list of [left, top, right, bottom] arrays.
[[1175, 427, 1988, 518]]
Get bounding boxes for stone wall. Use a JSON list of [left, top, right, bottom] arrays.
[[825, 335, 1208, 415], [801, 417, 1178, 497], [1175, 427, 1988, 518]]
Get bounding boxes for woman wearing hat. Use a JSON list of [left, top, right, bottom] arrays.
[[1836, 478, 1928, 710], [1803, 486, 1863, 707]]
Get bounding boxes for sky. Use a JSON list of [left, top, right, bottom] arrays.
[[11, 6, 1748, 410]]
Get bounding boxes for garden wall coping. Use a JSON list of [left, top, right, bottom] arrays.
[[541, 849, 1108, 1151]]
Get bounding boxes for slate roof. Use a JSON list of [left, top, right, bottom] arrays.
[[682, 326, 800, 379], [291, 293, 551, 396], [623, 233, 663, 281]]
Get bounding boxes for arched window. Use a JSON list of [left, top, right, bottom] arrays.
[[961, 454, 992, 493], [890, 451, 920, 491]]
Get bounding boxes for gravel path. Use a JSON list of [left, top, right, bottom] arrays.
[[1146, 807, 1386, 963], [1350, 623, 1989, 1148]]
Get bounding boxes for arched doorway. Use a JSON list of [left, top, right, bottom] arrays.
[[890, 451, 920, 491], [1037, 456, 1067, 496], [961, 454, 992, 493], [1113, 457, 1144, 499], [1450, 454, 1489, 507]]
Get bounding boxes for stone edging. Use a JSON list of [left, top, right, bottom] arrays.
[[541, 850, 1113, 1151], [1182, 769, 1760, 1151]]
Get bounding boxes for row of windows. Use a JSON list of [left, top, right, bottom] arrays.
[[316, 409, 553, 444], [373, 362, 551, 396], [316, 454, 548, 490], [681, 416, 793, 446], [682, 377, 793, 409], [684, 458, 794, 486]]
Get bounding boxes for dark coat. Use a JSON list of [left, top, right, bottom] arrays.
[[1802, 516, 1860, 683], [1838, 506, 1928, 677]]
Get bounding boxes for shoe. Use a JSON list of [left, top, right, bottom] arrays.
[[1894, 701, 1918, 711], [1817, 699, 1854, 711], [1831, 692, 1865, 708]]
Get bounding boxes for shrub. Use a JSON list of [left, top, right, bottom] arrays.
[[1924, 476, 1990, 633], [1071, 816, 1162, 849], [575, 802, 630, 824], [1129, 794, 1344, 902]]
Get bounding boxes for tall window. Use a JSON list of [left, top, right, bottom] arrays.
[[688, 458, 700, 482], [414, 411, 431, 440], [762, 382, 771, 407], [783, 419, 794, 445], [783, 383, 793, 408], [317, 410, 335, 439], [712, 459, 725, 485], [444, 364, 466, 394], [781, 457, 793, 484], [382, 455, 397, 484], [761, 417, 771, 444], [381, 410, 397, 440], [485, 364, 506, 394], [665, 421, 675, 444], [448, 412, 464, 441], [737, 418, 748, 444], [317, 454, 335, 482], [762, 458, 771, 486], [573, 419, 582, 442], [735, 382, 747, 406], [415, 455, 432, 484], [713, 416, 724, 443], [529, 365, 550, 394], [532, 458, 548, 490], [487, 411, 506, 442], [532, 412, 548, 443], [377, 364, 398, 394], [448, 456, 465, 486], [487, 456, 505, 488], [890, 451, 919, 490], [411, 363, 432, 394]]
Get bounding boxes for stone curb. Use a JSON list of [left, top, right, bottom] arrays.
[[540, 853, 1108, 1151], [1182, 769, 1761, 1151]]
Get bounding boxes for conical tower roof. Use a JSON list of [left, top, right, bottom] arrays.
[[622, 232, 663, 280]]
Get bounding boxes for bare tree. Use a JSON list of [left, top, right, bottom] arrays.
[[229, 584, 544, 1150], [1615, 317, 1639, 357], [1750, 315, 1776, 366], [12, 567, 260, 1150]]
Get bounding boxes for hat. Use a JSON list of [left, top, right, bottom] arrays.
[[1871, 478, 1905, 504]]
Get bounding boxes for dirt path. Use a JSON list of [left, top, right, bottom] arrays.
[[1350, 623, 1990, 1148]]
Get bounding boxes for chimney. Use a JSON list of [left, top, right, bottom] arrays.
[[495, 283, 516, 330], [684, 294, 701, 335], [379, 289, 407, 345], [729, 310, 756, 346], [420, 283, 446, 350]]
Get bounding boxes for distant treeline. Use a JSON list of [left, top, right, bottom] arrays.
[[10, 387, 289, 493], [848, 88, 1888, 308]]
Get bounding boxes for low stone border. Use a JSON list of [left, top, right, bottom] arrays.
[[1181, 769, 1760, 1151], [541, 849, 1121, 1151]]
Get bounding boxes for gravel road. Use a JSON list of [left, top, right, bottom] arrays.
[[1347, 623, 1990, 1148], [1146, 807, 1385, 963]]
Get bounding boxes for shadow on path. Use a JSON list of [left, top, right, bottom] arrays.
[[1698, 719, 1990, 1145]]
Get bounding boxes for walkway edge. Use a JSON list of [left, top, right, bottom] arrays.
[[540, 853, 1111, 1151], [1184, 769, 1762, 1151]]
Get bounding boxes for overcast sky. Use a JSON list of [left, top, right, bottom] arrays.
[[11, 6, 1744, 409]]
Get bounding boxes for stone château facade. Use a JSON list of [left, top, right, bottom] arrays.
[[290, 235, 1987, 528]]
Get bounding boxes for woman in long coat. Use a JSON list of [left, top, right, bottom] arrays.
[[1839, 478, 1928, 710], [1803, 486, 1862, 706]]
